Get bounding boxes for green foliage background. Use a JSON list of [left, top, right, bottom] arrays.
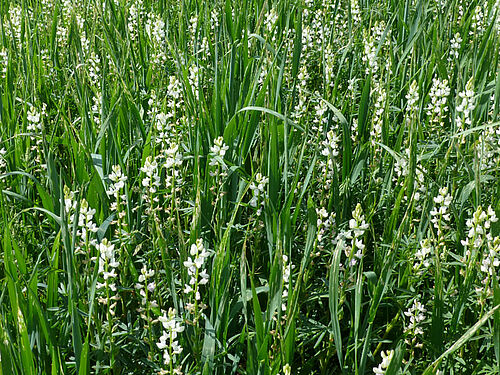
[[0, 0, 499, 374]]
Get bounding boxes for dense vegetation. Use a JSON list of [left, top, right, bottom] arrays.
[[0, 0, 499, 374]]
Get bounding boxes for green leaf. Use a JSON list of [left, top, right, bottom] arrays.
[[329, 240, 344, 370], [422, 305, 500, 375]]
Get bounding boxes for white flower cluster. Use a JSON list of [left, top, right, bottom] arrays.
[[197, 36, 211, 63], [406, 80, 419, 113], [63, 185, 77, 214], [481, 236, 500, 289], [147, 90, 160, 120], [63, 186, 98, 254], [301, 23, 315, 52], [91, 91, 102, 126], [351, 117, 359, 143], [347, 78, 357, 100], [455, 78, 475, 131], [0, 49, 7, 79], [371, 84, 386, 145], [6, 6, 22, 42], [79, 31, 101, 88], [413, 168, 427, 205], [146, 13, 165, 45], [324, 44, 336, 88], [362, 21, 391, 79], [0, 147, 6, 172], [75, 199, 99, 253], [318, 117, 340, 193], [54, 0, 73, 48], [404, 299, 426, 346], [281, 255, 292, 312], [209, 136, 229, 171], [264, 8, 278, 36], [480, 133, 500, 172], [414, 238, 433, 271], [435, 0, 447, 11], [188, 65, 200, 99], [392, 149, 427, 209], [162, 142, 183, 180], [456, 4, 465, 24], [344, 204, 369, 266], [56, 19, 69, 47], [167, 75, 183, 103], [27, 103, 47, 136], [154, 112, 173, 145], [96, 239, 120, 315], [98, 239, 119, 282], [351, 0, 361, 26], [362, 32, 378, 77], [189, 14, 198, 35], [187, 15, 198, 53], [321, 129, 340, 158], [372, 21, 388, 44], [302, 7, 328, 53], [145, 13, 167, 66], [249, 173, 269, 216], [127, 0, 144, 41], [140, 156, 163, 216], [316, 207, 336, 254], [430, 187, 452, 238], [107, 165, 128, 217], [183, 239, 210, 304], [470, 5, 485, 36], [426, 77, 450, 126], [373, 350, 394, 374], [107, 165, 127, 191], [77, 199, 97, 232], [148, 87, 184, 194], [461, 206, 498, 265], [210, 8, 219, 30], [449, 33, 462, 61], [257, 55, 272, 89], [157, 308, 184, 369], [135, 265, 157, 317], [154, 76, 184, 146], [313, 98, 331, 134], [39, 49, 55, 80], [141, 156, 160, 195], [394, 155, 409, 180]]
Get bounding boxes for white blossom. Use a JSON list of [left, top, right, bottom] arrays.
[[404, 299, 426, 337], [209, 136, 229, 170], [157, 308, 184, 367], [183, 239, 211, 302], [249, 173, 269, 215], [426, 77, 450, 126], [373, 350, 394, 374], [455, 78, 475, 131]]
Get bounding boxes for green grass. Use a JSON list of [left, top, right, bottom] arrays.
[[0, 0, 499, 374]]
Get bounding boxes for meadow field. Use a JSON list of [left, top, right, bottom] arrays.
[[0, 0, 499, 374]]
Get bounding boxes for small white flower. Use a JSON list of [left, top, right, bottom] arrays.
[[249, 173, 269, 214], [199, 269, 209, 285], [406, 80, 419, 112], [210, 136, 229, 159], [373, 350, 394, 374], [147, 282, 156, 292]]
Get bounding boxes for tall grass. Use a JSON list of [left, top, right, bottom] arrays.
[[0, 0, 499, 374]]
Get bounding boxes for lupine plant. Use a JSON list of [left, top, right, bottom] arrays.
[[0, 0, 499, 374]]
